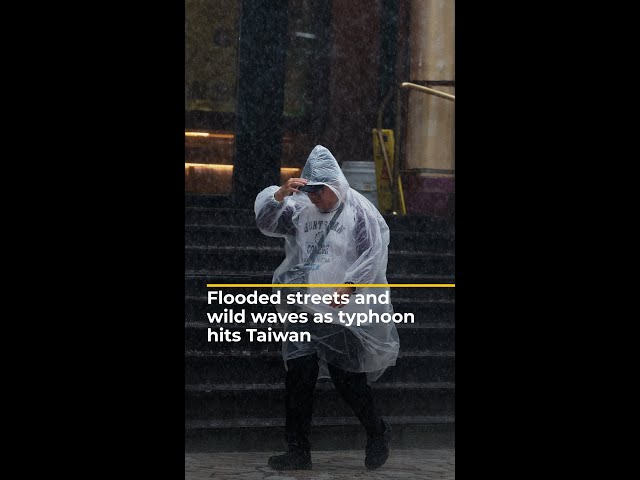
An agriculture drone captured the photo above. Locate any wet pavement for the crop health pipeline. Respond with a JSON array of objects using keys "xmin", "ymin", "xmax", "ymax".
[{"xmin": 185, "ymin": 448, "xmax": 455, "ymax": 479}]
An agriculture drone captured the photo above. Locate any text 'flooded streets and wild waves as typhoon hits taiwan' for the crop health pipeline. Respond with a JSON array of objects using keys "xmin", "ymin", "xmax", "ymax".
[{"xmin": 205, "ymin": 289, "xmax": 415, "ymax": 342}]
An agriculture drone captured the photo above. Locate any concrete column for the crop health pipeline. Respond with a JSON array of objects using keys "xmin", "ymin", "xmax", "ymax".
[
  {"xmin": 232, "ymin": 0, "xmax": 289, "ymax": 207},
  {"xmin": 320, "ymin": 0, "xmax": 381, "ymax": 164}
]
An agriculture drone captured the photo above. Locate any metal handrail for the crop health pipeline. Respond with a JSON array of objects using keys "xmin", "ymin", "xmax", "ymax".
[
  {"xmin": 375, "ymin": 81, "xmax": 454, "ymax": 214},
  {"xmin": 400, "ymin": 82, "xmax": 455, "ymax": 101}
]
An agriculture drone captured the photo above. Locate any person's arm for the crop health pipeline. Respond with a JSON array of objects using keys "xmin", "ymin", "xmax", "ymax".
[
  {"xmin": 330, "ymin": 204, "xmax": 388, "ymax": 307},
  {"xmin": 329, "ymin": 283, "xmax": 356, "ymax": 307},
  {"xmin": 254, "ymin": 178, "xmax": 308, "ymax": 237},
  {"xmin": 343, "ymin": 203, "xmax": 388, "ymax": 285}
]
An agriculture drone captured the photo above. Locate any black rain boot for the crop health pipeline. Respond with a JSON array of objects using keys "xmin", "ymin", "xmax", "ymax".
[
  {"xmin": 326, "ymin": 363, "xmax": 391, "ymax": 470},
  {"xmin": 269, "ymin": 354, "xmax": 318, "ymax": 471},
  {"xmin": 268, "ymin": 441, "xmax": 312, "ymax": 470},
  {"xmin": 365, "ymin": 419, "xmax": 391, "ymax": 470}
]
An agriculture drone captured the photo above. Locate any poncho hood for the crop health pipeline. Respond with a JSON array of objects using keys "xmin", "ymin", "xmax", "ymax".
[{"xmin": 300, "ymin": 145, "xmax": 350, "ymax": 202}]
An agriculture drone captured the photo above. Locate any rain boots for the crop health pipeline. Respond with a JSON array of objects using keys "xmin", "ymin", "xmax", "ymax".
[
  {"xmin": 268, "ymin": 353, "xmax": 391, "ymax": 471},
  {"xmin": 365, "ymin": 418, "xmax": 391, "ymax": 470},
  {"xmin": 268, "ymin": 354, "xmax": 318, "ymax": 470},
  {"xmin": 267, "ymin": 439, "xmax": 312, "ymax": 470}
]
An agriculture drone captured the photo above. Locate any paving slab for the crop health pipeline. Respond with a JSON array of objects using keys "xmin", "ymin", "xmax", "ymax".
[{"xmin": 185, "ymin": 448, "xmax": 455, "ymax": 479}]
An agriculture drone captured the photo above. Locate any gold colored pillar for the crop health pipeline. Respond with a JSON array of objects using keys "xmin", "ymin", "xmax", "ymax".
[{"xmin": 405, "ymin": 0, "xmax": 455, "ymax": 174}]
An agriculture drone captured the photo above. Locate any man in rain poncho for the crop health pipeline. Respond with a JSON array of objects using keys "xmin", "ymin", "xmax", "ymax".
[{"xmin": 254, "ymin": 145, "xmax": 399, "ymax": 470}]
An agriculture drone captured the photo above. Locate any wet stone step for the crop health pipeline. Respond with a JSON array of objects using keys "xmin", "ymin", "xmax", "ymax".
[
  {"xmin": 185, "ymin": 295, "xmax": 455, "ymax": 324},
  {"xmin": 184, "ymin": 381, "xmax": 455, "ymax": 420},
  {"xmin": 184, "ymin": 323, "xmax": 455, "ymax": 352},
  {"xmin": 185, "ymin": 246, "xmax": 455, "ymax": 276},
  {"xmin": 185, "ymin": 206, "xmax": 454, "ymax": 235},
  {"xmin": 185, "ymin": 194, "xmax": 234, "ymax": 209},
  {"xmin": 185, "ymin": 207, "xmax": 256, "ymax": 226},
  {"xmin": 185, "ymin": 225, "xmax": 283, "ymax": 248},
  {"xmin": 390, "ymin": 230, "xmax": 454, "ymax": 252},
  {"xmin": 185, "ymin": 224, "xmax": 454, "ymax": 252},
  {"xmin": 185, "ymin": 415, "xmax": 455, "ymax": 452},
  {"xmin": 384, "ymin": 215, "xmax": 454, "ymax": 235},
  {"xmin": 185, "ymin": 351, "xmax": 455, "ymax": 385}
]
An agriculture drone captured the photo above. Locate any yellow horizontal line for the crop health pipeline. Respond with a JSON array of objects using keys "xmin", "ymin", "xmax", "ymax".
[
  {"xmin": 206, "ymin": 284, "xmax": 455, "ymax": 288},
  {"xmin": 185, "ymin": 163, "xmax": 301, "ymax": 172},
  {"xmin": 185, "ymin": 131, "xmax": 235, "ymax": 138}
]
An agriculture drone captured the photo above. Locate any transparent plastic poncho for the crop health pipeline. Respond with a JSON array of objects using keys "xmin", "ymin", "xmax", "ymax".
[{"xmin": 254, "ymin": 145, "xmax": 399, "ymax": 381}]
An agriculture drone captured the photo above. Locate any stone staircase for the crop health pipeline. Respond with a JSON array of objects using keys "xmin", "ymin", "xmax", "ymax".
[{"xmin": 184, "ymin": 194, "xmax": 455, "ymax": 452}]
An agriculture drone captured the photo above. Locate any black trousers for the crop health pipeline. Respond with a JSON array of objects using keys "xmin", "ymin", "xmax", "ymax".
[{"xmin": 285, "ymin": 353, "xmax": 385, "ymax": 450}]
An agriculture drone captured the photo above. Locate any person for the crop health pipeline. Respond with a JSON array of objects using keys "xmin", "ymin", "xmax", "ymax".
[{"xmin": 254, "ymin": 145, "xmax": 399, "ymax": 470}]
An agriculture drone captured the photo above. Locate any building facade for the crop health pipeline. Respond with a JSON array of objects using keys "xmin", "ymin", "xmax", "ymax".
[{"xmin": 185, "ymin": 0, "xmax": 454, "ymax": 216}]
